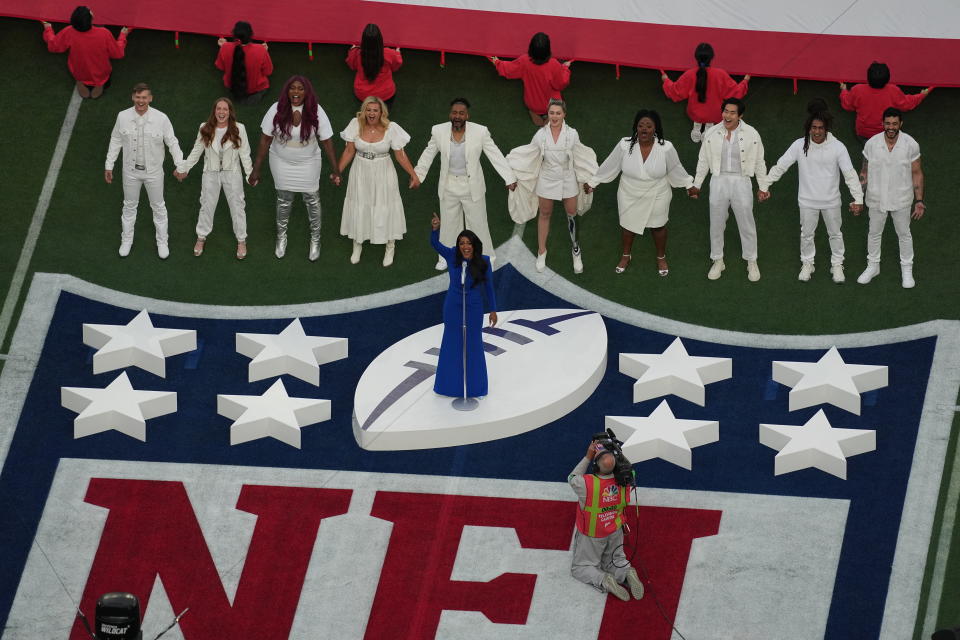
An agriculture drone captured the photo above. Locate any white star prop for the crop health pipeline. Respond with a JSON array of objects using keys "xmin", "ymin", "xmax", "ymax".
[
  {"xmin": 61, "ymin": 372, "xmax": 177, "ymax": 441},
  {"xmin": 83, "ymin": 309, "xmax": 196, "ymax": 378},
  {"xmin": 606, "ymin": 400, "xmax": 719, "ymax": 470},
  {"xmin": 760, "ymin": 409, "xmax": 876, "ymax": 479},
  {"xmin": 619, "ymin": 337, "xmax": 732, "ymax": 405},
  {"xmin": 772, "ymin": 346, "xmax": 888, "ymax": 415},
  {"xmin": 217, "ymin": 379, "xmax": 331, "ymax": 448},
  {"xmin": 236, "ymin": 318, "xmax": 348, "ymax": 386}
]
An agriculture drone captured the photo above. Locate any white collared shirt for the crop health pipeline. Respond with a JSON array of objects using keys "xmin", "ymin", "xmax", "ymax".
[
  {"xmin": 105, "ymin": 106, "xmax": 183, "ymax": 173},
  {"xmin": 720, "ymin": 123, "xmax": 741, "ymax": 174},
  {"xmin": 862, "ymin": 131, "xmax": 920, "ymax": 211}
]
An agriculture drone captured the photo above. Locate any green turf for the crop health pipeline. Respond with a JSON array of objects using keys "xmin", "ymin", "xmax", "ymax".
[{"xmin": 2, "ymin": 15, "xmax": 959, "ymax": 632}]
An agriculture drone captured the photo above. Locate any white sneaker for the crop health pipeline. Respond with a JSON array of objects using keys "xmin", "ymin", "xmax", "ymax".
[
  {"xmin": 383, "ymin": 241, "xmax": 395, "ymax": 267},
  {"xmin": 118, "ymin": 241, "xmax": 132, "ymax": 257},
  {"xmin": 747, "ymin": 260, "xmax": 761, "ymax": 282},
  {"xmin": 535, "ymin": 250, "xmax": 547, "ymax": 273},
  {"xmin": 707, "ymin": 259, "xmax": 725, "ymax": 280},
  {"xmin": 157, "ymin": 243, "xmax": 169, "ymax": 260},
  {"xmin": 602, "ymin": 574, "xmax": 630, "ymax": 602},
  {"xmin": 857, "ymin": 264, "xmax": 879, "ymax": 284},
  {"xmin": 901, "ymin": 265, "xmax": 915, "ymax": 289},
  {"xmin": 435, "ymin": 256, "xmax": 447, "ymax": 271},
  {"xmin": 572, "ymin": 250, "xmax": 583, "ymax": 274},
  {"xmin": 626, "ymin": 567, "xmax": 645, "ymax": 600},
  {"xmin": 350, "ymin": 241, "xmax": 362, "ymax": 264},
  {"xmin": 798, "ymin": 263, "xmax": 814, "ymax": 281},
  {"xmin": 691, "ymin": 122, "xmax": 703, "ymax": 143},
  {"xmin": 831, "ymin": 265, "xmax": 845, "ymax": 283}
]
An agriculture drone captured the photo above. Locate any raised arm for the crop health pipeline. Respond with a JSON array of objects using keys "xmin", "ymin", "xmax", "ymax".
[
  {"xmin": 493, "ymin": 57, "xmax": 523, "ymax": 79},
  {"xmin": 661, "ymin": 68, "xmax": 695, "ymax": 102}
]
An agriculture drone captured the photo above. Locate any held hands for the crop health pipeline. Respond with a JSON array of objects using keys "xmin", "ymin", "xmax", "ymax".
[
  {"xmin": 430, "ymin": 212, "xmax": 440, "ymax": 231},
  {"xmin": 506, "ymin": 182, "xmax": 517, "ymax": 192},
  {"xmin": 687, "ymin": 186, "xmax": 700, "ymax": 199},
  {"xmin": 912, "ymin": 201, "xmax": 926, "ymax": 219},
  {"xmin": 329, "ymin": 172, "xmax": 342, "ymax": 186},
  {"xmin": 172, "ymin": 170, "xmax": 187, "ymax": 182},
  {"xmin": 488, "ymin": 311, "xmax": 498, "ymax": 328},
  {"xmin": 583, "ymin": 184, "xmax": 594, "ymax": 194},
  {"xmin": 408, "ymin": 174, "xmax": 421, "ymax": 189},
  {"xmin": 247, "ymin": 170, "xmax": 260, "ymax": 186},
  {"xmin": 757, "ymin": 190, "xmax": 771, "ymax": 202},
  {"xmin": 104, "ymin": 170, "xmax": 113, "ymax": 184},
  {"xmin": 849, "ymin": 202, "xmax": 863, "ymax": 215}
]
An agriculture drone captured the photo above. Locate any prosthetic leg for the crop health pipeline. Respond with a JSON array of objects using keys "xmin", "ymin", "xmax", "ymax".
[{"xmin": 568, "ymin": 215, "xmax": 583, "ymax": 274}]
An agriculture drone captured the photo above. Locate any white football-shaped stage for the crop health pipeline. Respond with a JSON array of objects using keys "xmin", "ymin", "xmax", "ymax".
[{"xmin": 353, "ymin": 309, "xmax": 607, "ymax": 450}]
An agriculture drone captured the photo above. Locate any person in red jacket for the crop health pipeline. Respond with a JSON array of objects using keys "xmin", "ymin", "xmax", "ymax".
[
  {"xmin": 216, "ymin": 21, "xmax": 273, "ymax": 105},
  {"xmin": 839, "ymin": 62, "xmax": 931, "ymax": 141},
  {"xmin": 661, "ymin": 42, "xmax": 749, "ymax": 143},
  {"xmin": 42, "ymin": 6, "xmax": 128, "ymax": 99},
  {"xmin": 490, "ymin": 32, "xmax": 571, "ymax": 126},
  {"xmin": 346, "ymin": 23, "xmax": 402, "ymax": 107}
]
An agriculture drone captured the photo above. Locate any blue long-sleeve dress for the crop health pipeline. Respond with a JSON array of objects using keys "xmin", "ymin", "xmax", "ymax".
[{"xmin": 430, "ymin": 229, "xmax": 498, "ymax": 397}]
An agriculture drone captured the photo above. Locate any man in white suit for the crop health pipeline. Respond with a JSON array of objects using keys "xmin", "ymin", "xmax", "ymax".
[{"xmin": 415, "ymin": 97, "xmax": 517, "ymax": 268}]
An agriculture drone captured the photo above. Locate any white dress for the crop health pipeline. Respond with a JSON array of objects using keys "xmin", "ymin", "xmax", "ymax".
[
  {"xmin": 260, "ymin": 102, "xmax": 334, "ymax": 192},
  {"xmin": 533, "ymin": 123, "xmax": 579, "ymax": 200},
  {"xmin": 591, "ymin": 138, "xmax": 692, "ymax": 234},
  {"xmin": 339, "ymin": 118, "xmax": 411, "ymax": 243}
]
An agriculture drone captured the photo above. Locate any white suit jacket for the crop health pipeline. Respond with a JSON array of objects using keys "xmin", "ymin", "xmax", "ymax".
[
  {"xmin": 693, "ymin": 120, "xmax": 770, "ymax": 191},
  {"xmin": 414, "ymin": 121, "xmax": 516, "ymax": 202},
  {"xmin": 178, "ymin": 122, "xmax": 253, "ymax": 178}
]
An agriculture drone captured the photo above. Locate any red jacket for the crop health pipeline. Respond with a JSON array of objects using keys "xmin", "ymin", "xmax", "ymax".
[
  {"xmin": 495, "ymin": 55, "xmax": 570, "ymax": 113},
  {"xmin": 840, "ymin": 84, "xmax": 927, "ymax": 138},
  {"xmin": 346, "ymin": 47, "xmax": 402, "ymax": 101},
  {"xmin": 662, "ymin": 66, "xmax": 748, "ymax": 124},
  {"xmin": 216, "ymin": 42, "xmax": 274, "ymax": 94},
  {"xmin": 43, "ymin": 25, "xmax": 126, "ymax": 87}
]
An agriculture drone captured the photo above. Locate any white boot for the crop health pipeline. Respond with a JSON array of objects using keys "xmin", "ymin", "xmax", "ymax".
[
  {"xmin": 901, "ymin": 264, "xmax": 915, "ymax": 289},
  {"xmin": 350, "ymin": 241, "xmax": 362, "ymax": 264},
  {"xmin": 383, "ymin": 241, "xmax": 395, "ymax": 267},
  {"xmin": 857, "ymin": 263, "xmax": 879, "ymax": 284}
]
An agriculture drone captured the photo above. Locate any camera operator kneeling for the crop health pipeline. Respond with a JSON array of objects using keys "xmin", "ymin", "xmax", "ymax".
[{"xmin": 568, "ymin": 439, "xmax": 644, "ymax": 601}]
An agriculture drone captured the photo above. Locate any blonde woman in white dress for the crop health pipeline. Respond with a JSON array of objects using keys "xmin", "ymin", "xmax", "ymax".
[
  {"xmin": 338, "ymin": 96, "xmax": 420, "ymax": 266},
  {"xmin": 505, "ymin": 99, "xmax": 597, "ymax": 274},
  {"xmin": 586, "ymin": 109, "xmax": 698, "ymax": 275}
]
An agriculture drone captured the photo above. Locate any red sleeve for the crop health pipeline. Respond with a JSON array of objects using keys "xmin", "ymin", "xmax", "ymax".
[
  {"xmin": 106, "ymin": 28, "xmax": 126, "ymax": 59},
  {"xmin": 551, "ymin": 59, "xmax": 570, "ymax": 91},
  {"xmin": 495, "ymin": 56, "xmax": 524, "ymax": 80},
  {"xmin": 662, "ymin": 68, "xmax": 696, "ymax": 102},
  {"xmin": 261, "ymin": 47, "xmax": 274, "ymax": 77},
  {"xmin": 889, "ymin": 85, "xmax": 926, "ymax": 111},
  {"xmin": 839, "ymin": 87, "xmax": 856, "ymax": 111},
  {"xmin": 215, "ymin": 43, "xmax": 229, "ymax": 71},
  {"xmin": 345, "ymin": 47, "xmax": 359, "ymax": 70},
  {"xmin": 386, "ymin": 48, "xmax": 403, "ymax": 71},
  {"xmin": 43, "ymin": 25, "xmax": 70, "ymax": 53}
]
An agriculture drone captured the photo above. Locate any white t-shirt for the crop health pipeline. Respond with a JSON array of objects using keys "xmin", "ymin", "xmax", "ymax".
[{"xmin": 863, "ymin": 131, "xmax": 920, "ymax": 211}]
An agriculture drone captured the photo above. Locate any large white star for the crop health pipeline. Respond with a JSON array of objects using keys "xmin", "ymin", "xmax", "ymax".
[
  {"xmin": 772, "ymin": 346, "xmax": 888, "ymax": 415},
  {"xmin": 760, "ymin": 409, "xmax": 876, "ymax": 479},
  {"xmin": 236, "ymin": 318, "xmax": 348, "ymax": 386},
  {"xmin": 83, "ymin": 309, "xmax": 197, "ymax": 378},
  {"xmin": 217, "ymin": 379, "xmax": 331, "ymax": 448},
  {"xmin": 605, "ymin": 400, "xmax": 719, "ymax": 470},
  {"xmin": 619, "ymin": 337, "xmax": 732, "ymax": 405},
  {"xmin": 61, "ymin": 372, "xmax": 177, "ymax": 441}
]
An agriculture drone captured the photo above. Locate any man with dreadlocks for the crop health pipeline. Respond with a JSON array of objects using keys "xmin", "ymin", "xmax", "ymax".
[{"xmin": 766, "ymin": 99, "xmax": 863, "ymax": 283}]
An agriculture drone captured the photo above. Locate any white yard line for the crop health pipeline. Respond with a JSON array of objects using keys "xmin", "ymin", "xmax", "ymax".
[{"xmin": 0, "ymin": 90, "xmax": 82, "ymax": 352}]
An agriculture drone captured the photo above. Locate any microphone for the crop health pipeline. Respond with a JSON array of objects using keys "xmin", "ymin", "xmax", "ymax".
[{"xmin": 461, "ymin": 261, "xmax": 466, "ymax": 286}]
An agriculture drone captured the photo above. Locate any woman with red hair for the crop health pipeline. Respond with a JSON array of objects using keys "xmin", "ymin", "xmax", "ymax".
[{"xmin": 249, "ymin": 76, "xmax": 340, "ymax": 261}]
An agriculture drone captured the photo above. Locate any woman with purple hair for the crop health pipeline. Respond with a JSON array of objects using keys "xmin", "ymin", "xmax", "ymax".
[{"xmin": 249, "ymin": 75, "xmax": 340, "ymax": 261}]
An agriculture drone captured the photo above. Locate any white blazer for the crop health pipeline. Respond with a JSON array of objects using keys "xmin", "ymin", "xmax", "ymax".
[
  {"xmin": 178, "ymin": 122, "xmax": 253, "ymax": 178},
  {"xmin": 414, "ymin": 121, "xmax": 516, "ymax": 202}
]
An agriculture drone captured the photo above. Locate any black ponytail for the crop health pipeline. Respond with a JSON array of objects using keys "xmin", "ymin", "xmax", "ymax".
[
  {"xmin": 230, "ymin": 21, "xmax": 253, "ymax": 99},
  {"xmin": 694, "ymin": 42, "xmax": 714, "ymax": 103}
]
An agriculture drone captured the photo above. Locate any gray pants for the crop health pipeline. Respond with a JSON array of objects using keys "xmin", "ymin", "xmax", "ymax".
[{"xmin": 570, "ymin": 529, "xmax": 630, "ymax": 591}]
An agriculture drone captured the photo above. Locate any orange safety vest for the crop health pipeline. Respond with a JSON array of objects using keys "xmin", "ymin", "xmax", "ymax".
[{"xmin": 575, "ymin": 474, "xmax": 628, "ymax": 538}]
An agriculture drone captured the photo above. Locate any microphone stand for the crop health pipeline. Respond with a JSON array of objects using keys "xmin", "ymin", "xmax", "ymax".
[{"xmin": 452, "ymin": 255, "xmax": 479, "ymax": 411}]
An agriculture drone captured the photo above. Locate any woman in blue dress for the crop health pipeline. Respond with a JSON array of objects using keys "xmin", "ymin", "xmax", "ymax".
[{"xmin": 430, "ymin": 213, "xmax": 498, "ymax": 397}]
